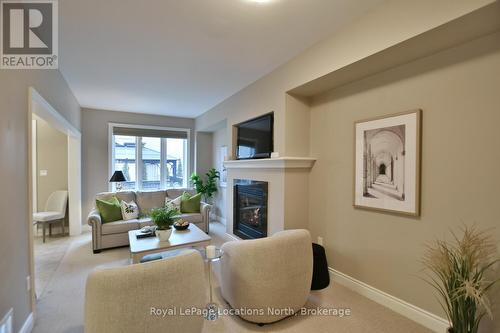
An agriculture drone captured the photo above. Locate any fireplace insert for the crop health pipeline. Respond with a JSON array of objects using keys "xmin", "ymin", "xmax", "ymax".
[{"xmin": 233, "ymin": 179, "xmax": 268, "ymax": 239}]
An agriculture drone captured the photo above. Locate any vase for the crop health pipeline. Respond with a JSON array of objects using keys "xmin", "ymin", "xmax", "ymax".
[{"xmin": 156, "ymin": 228, "xmax": 172, "ymax": 242}]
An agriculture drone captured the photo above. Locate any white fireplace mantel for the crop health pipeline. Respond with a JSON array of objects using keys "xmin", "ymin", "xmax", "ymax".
[{"xmin": 224, "ymin": 157, "xmax": 316, "ymax": 170}]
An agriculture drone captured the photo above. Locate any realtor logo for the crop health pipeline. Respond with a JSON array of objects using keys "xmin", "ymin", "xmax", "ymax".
[{"xmin": 1, "ymin": 0, "xmax": 58, "ymax": 69}]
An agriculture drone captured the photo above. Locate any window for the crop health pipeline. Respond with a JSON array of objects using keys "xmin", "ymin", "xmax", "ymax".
[{"xmin": 110, "ymin": 125, "xmax": 189, "ymax": 191}]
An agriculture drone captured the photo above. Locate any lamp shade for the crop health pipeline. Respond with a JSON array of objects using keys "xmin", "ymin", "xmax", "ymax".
[{"xmin": 109, "ymin": 171, "xmax": 126, "ymax": 182}]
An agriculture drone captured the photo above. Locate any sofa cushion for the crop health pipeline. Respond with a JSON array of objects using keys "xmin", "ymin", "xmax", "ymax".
[
  {"xmin": 166, "ymin": 188, "xmax": 195, "ymax": 200},
  {"xmin": 101, "ymin": 220, "xmax": 140, "ymax": 235},
  {"xmin": 96, "ymin": 191, "xmax": 136, "ymax": 204},
  {"xmin": 95, "ymin": 197, "xmax": 122, "ymax": 223},
  {"xmin": 180, "ymin": 213, "xmax": 202, "ymax": 224},
  {"xmin": 120, "ymin": 200, "xmax": 139, "ymax": 220},
  {"xmin": 181, "ymin": 192, "xmax": 202, "ymax": 213},
  {"xmin": 136, "ymin": 190, "xmax": 167, "ymax": 215},
  {"xmin": 165, "ymin": 196, "xmax": 182, "ymax": 211}
]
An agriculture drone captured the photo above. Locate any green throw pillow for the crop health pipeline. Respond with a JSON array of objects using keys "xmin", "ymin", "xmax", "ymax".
[
  {"xmin": 180, "ymin": 192, "xmax": 201, "ymax": 213},
  {"xmin": 96, "ymin": 196, "xmax": 123, "ymax": 223}
]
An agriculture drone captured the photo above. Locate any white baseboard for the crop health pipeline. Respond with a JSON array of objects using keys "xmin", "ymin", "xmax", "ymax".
[
  {"xmin": 19, "ymin": 312, "xmax": 34, "ymax": 333},
  {"xmin": 224, "ymin": 232, "xmax": 240, "ymax": 241},
  {"xmin": 329, "ymin": 268, "xmax": 449, "ymax": 333}
]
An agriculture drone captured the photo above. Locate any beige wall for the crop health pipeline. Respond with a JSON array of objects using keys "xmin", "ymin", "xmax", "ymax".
[
  {"xmin": 194, "ymin": 0, "xmax": 499, "ymax": 331},
  {"xmin": 212, "ymin": 125, "xmax": 228, "ymax": 223},
  {"xmin": 195, "ymin": 0, "xmax": 494, "ymax": 154},
  {"xmin": 35, "ymin": 117, "xmax": 68, "ymax": 212},
  {"xmin": 308, "ymin": 32, "xmax": 500, "ymax": 331},
  {"xmin": 195, "ymin": 132, "xmax": 213, "ymax": 176},
  {"xmin": 81, "ymin": 108, "xmax": 195, "ymax": 222},
  {"xmin": 0, "ymin": 70, "xmax": 80, "ymax": 332}
]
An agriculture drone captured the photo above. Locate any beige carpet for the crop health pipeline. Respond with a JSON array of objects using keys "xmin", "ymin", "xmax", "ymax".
[{"xmin": 32, "ymin": 222, "xmax": 431, "ymax": 333}]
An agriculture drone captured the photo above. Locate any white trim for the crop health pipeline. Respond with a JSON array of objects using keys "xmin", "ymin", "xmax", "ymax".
[
  {"xmin": 18, "ymin": 312, "xmax": 34, "ymax": 333},
  {"xmin": 68, "ymin": 136, "xmax": 82, "ymax": 236},
  {"xmin": 224, "ymin": 232, "xmax": 240, "ymax": 241},
  {"xmin": 328, "ymin": 268, "xmax": 449, "ymax": 333},
  {"xmin": 0, "ymin": 308, "xmax": 13, "ymax": 333},
  {"xmin": 224, "ymin": 157, "xmax": 316, "ymax": 169},
  {"xmin": 29, "ymin": 88, "xmax": 80, "ymax": 139},
  {"xmin": 108, "ymin": 122, "xmax": 191, "ymax": 191},
  {"xmin": 136, "ymin": 136, "xmax": 143, "ymax": 189},
  {"xmin": 31, "ymin": 119, "xmax": 37, "ymax": 213}
]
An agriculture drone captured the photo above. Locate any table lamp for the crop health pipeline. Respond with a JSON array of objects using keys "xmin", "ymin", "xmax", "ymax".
[{"xmin": 110, "ymin": 170, "xmax": 126, "ymax": 191}]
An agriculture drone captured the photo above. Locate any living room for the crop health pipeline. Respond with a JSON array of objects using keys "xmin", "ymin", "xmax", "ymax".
[{"xmin": 1, "ymin": 1, "xmax": 500, "ymax": 333}]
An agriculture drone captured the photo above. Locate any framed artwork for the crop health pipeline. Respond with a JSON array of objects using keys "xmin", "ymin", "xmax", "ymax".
[
  {"xmin": 354, "ymin": 109, "xmax": 421, "ymax": 216},
  {"xmin": 219, "ymin": 145, "xmax": 228, "ymax": 187}
]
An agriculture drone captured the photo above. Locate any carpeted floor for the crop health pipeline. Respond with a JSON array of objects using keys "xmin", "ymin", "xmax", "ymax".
[{"xmin": 32, "ymin": 222, "xmax": 431, "ymax": 333}]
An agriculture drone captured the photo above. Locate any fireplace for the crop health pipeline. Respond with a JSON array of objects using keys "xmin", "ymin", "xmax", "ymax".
[{"xmin": 233, "ymin": 179, "xmax": 268, "ymax": 239}]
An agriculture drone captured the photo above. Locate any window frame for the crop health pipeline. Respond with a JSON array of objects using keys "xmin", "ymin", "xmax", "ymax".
[{"xmin": 108, "ymin": 123, "xmax": 191, "ymax": 192}]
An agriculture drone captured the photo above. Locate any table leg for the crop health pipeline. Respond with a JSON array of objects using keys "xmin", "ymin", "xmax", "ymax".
[
  {"xmin": 42, "ymin": 223, "xmax": 46, "ymax": 243},
  {"xmin": 62, "ymin": 218, "xmax": 65, "ymax": 235},
  {"xmin": 49, "ymin": 223, "xmax": 52, "ymax": 236},
  {"xmin": 205, "ymin": 260, "xmax": 219, "ymax": 321},
  {"xmin": 131, "ymin": 253, "xmax": 142, "ymax": 264}
]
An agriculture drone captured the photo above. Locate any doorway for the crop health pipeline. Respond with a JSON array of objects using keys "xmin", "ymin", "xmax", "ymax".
[{"xmin": 28, "ymin": 87, "xmax": 82, "ymax": 303}]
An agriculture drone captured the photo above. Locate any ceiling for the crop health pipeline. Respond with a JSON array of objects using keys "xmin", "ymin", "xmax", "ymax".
[{"xmin": 59, "ymin": 0, "xmax": 383, "ymax": 118}]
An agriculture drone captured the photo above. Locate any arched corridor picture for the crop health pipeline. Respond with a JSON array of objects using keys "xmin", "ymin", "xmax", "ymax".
[
  {"xmin": 363, "ymin": 125, "xmax": 406, "ymax": 201},
  {"xmin": 354, "ymin": 110, "xmax": 421, "ymax": 216}
]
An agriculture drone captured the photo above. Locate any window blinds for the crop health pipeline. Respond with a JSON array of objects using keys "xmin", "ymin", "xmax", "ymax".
[{"xmin": 112, "ymin": 126, "xmax": 188, "ymax": 139}]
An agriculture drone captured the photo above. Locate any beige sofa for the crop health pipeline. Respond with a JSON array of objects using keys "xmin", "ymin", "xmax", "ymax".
[
  {"xmin": 220, "ymin": 229, "xmax": 313, "ymax": 324},
  {"xmin": 87, "ymin": 188, "xmax": 211, "ymax": 253},
  {"xmin": 85, "ymin": 250, "xmax": 205, "ymax": 333}
]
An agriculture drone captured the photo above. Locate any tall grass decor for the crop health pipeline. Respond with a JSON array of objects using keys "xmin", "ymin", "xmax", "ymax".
[{"xmin": 422, "ymin": 225, "xmax": 499, "ymax": 333}]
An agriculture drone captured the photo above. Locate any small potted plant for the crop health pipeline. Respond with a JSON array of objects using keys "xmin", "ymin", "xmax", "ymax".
[
  {"xmin": 422, "ymin": 225, "xmax": 499, "ymax": 333},
  {"xmin": 150, "ymin": 204, "xmax": 181, "ymax": 241}
]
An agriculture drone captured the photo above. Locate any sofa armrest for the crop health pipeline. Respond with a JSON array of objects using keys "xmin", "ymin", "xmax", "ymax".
[
  {"xmin": 87, "ymin": 209, "xmax": 102, "ymax": 227},
  {"xmin": 200, "ymin": 202, "xmax": 212, "ymax": 233},
  {"xmin": 87, "ymin": 209, "xmax": 103, "ymax": 252},
  {"xmin": 200, "ymin": 202, "xmax": 212, "ymax": 216}
]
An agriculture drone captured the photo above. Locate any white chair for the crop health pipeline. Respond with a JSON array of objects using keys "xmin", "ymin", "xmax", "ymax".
[{"xmin": 33, "ymin": 190, "xmax": 68, "ymax": 243}]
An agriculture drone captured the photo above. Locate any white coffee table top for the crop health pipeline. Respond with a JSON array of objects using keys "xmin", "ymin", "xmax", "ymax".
[{"xmin": 128, "ymin": 223, "xmax": 211, "ymax": 256}]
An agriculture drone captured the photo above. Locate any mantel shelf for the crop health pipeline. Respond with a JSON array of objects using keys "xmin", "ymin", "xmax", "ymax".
[{"xmin": 223, "ymin": 157, "xmax": 316, "ymax": 170}]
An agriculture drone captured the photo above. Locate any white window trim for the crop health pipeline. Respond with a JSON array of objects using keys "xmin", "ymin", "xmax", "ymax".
[{"xmin": 108, "ymin": 123, "xmax": 191, "ymax": 192}]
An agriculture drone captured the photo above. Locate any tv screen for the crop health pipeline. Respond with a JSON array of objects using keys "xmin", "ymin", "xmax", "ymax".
[{"xmin": 236, "ymin": 113, "xmax": 274, "ymax": 160}]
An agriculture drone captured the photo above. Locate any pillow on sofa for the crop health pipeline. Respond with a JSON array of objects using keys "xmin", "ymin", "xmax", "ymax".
[
  {"xmin": 180, "ymin": 192, "xmax": 201, "ymax": 213},
  {"xmin": 165, "ymin": 195, "xmax": 182, "ymax": 210},
  {"xmin": 120, "ymin": 200, "xmax": 139, "ymax": 220},
  {"xmin": 96, "ymin": 197, "xmax": 122, "ymax": 223}
]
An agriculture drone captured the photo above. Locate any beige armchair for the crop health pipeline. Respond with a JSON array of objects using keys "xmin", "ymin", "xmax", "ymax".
[
  {"xmin": 220, "ymin": 229, "xmax": 313, "ymax": 324},
  {"xmin": 85, "ymin": 250, "xmax": 206, "ymax": 333}
]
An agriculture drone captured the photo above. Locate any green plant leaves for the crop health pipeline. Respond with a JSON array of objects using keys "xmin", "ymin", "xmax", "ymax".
[{"xmin": 189, "ymin": 168, "xmax": 220, "ymax": 199}]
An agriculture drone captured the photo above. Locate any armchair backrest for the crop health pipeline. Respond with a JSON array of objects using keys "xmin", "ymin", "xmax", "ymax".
[
  {"xmin": 85, "ymin": 250, "xmax": 206, "ymax": 333},
  {"xmin": 45, "ymin": 190, "xmax": 68, "ymax": 214},
  {"xmin": 220, "ymin": 229, "xmax": 313, "ymax": 323}
]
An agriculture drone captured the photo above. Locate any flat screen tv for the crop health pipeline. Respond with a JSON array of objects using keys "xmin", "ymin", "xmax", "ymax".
[{"xmin": 236, "ymin": 113, "xmax": 274, "ymax": 160}]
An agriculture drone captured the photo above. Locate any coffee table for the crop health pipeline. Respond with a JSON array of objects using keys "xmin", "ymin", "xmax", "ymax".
[{"xmin": 128, "ymin": 224, "xmax": 211, "ymax": 264}]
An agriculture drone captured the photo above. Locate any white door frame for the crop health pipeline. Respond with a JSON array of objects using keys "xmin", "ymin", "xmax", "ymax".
[
  {"xmin": 29, "ymin": 87, "xmax": 82, "ymax": 236},
  {"xmin": 28, "ymin": 87, "xmax": 83, "ymax": 311}
]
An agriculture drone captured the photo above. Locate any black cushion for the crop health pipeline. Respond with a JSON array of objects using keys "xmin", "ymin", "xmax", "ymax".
[{"xmin": 311, "ymin": 243, "xmax": 330, "ymax": 290}]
